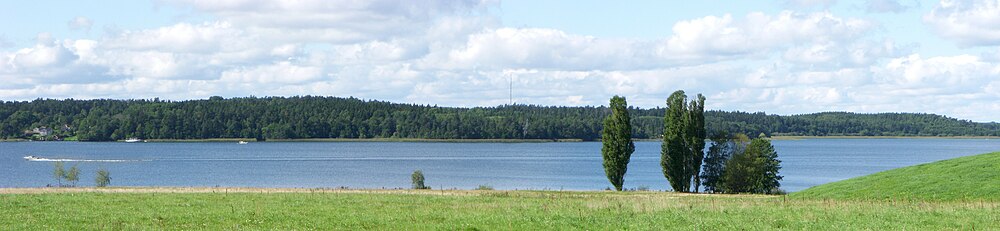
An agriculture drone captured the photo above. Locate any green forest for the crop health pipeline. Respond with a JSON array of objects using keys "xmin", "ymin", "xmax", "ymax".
[{"xmin": 1, "ymin": 96, "xmax": 997, "ymax": 141}]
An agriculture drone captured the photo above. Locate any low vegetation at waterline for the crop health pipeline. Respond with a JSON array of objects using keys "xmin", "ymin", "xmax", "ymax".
[
  {"xmin": 411, "ymin": 170, "xmax": 429, "ymax": 190},
  {"xmin": 95, "ymin": 168, "xmax": 111, "ymax": 187},
  {"xmin": 0, "ymin": 188, "xmax": 996, "ymax": 230},
  {"xmin": 793, "ymin": 151, "xmax": 1000, "ymax": 201},
  {"xmin": 51, "ymin": 162, "xmax": 81, "ymax": 187},
  {"xmin": 50, "ymin": 161, "xmax": 112, "ymax": 187}
]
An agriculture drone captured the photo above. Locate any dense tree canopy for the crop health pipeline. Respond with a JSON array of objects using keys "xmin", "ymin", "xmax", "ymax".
[
  {"xmin": 701, "ymin": 133, "xmax": 750, "ymax": 193},
  {"xmin": 720, "ymin": 137, "xmax": 783, "ymax": 194},
  {"xmin": 1, "ymin": 96, "xmax": 997, "ymax": 141}
]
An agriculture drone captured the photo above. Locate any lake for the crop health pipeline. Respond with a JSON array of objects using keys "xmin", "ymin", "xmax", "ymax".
[{"xmin": 2, "ymin": 139, "xmax": 999, "ymax": 192}]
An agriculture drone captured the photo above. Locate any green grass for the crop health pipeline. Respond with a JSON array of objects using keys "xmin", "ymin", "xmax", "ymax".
[
  {"xmin": 1, "ymin": 190, "xmax": 998, "ymax": 230},
  {"xmin": 793, "ymin": 151, "xmax": 1000, "ymax": 201},
  {"xmin": 770, "ymin": 136, "xmax": 1000, "ymax": 140}
]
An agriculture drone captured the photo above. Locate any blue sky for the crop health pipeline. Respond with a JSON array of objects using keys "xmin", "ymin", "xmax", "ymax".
[{"xmin": 1, "ymin": 0, "xmax": 1000, "ymax": 122}]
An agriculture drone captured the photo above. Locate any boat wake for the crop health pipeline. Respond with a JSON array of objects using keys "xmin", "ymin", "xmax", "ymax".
[{"xmin": 24, "ymin": 156, "xmax": 149, "ymax": 162}]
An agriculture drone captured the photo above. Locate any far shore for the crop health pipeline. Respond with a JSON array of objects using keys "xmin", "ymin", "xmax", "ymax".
[
  {"xmin": 3, "ymin": 136, "xmax": 999, "ymax": 143},
  {"xmin": 144, "ymin": 138, "xmax": 585, "ymax": 143}
]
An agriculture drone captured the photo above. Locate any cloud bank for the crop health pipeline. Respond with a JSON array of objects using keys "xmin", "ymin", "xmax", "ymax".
[{"xmin": 1, "ymin": 0, "xmax": 999, "ymax": 122}]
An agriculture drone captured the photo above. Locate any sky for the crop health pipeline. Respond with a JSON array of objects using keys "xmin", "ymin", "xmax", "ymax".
[{"xmin": 1, "ymin": 0, "xmax": 999, "ymax": 122}]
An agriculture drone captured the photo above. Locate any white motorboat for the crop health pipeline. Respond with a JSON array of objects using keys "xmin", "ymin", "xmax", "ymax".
[
  {"xmin": 238, "ymin": 141, "xmax": 249, "ymax": 144},
  {"xmin": 124, "ymin": 138, "xmax": 143, "ymax": 143},
  {"xmin": 23, "ymin": 155, "xmax": 39, "ymax": 161}
]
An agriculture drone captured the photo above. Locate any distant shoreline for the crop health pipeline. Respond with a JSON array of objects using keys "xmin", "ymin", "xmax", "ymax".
[
  {"xmin": 3, "ymin": 136, "xmax": 998, "ymax": 143},
  {"xmin": 148, "ymin": 138, "xmax": 583, "ymax": 143}
]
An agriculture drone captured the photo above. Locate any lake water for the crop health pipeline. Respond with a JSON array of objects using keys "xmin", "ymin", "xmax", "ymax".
[{"xmin": 2, "ymin": 139, "xmax": 999, "ymax": 192}]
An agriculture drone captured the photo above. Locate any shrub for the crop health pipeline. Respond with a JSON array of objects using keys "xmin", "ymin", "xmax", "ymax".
[
  {"xmin": 65, "ymin": 164, "xmax": 80, "ymax": 187},
  {"xmin": 53, "ymin": 162, "xmax": 65, "ymax": 186},
  {"xmin": 476, "ymin": 185, "xmax": 494, "ymax": 190},
  {"xmin": 411, "ymin": 170, "xmax": 429, "ymax": 189},
  {"xmin": 95, "ymin": 168, "xmax": 111, "ymax": 187}
]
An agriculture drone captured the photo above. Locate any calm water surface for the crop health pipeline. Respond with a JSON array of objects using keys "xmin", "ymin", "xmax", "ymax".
[{"xmin": 2, "ymin": 139, "xmax": 999, "ymax": 192}]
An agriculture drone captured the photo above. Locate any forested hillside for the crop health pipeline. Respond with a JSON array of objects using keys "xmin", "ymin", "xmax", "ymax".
[{"xmin": 1, "ymin": 96, "xmax": 997, "ymax": 141}]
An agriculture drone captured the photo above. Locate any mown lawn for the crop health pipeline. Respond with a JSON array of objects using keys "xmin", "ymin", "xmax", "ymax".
[{"xmin": 1, "ymin": 189, "xmax": 997, "ymax": 230}]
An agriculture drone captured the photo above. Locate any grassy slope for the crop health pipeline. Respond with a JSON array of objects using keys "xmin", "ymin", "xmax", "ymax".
[
  {"xmin": 1, "ymin": 189, "xmax": 997, "ymax": 230},
  {"xmin": 793, "ymin": 151, "xmax": 1000, "ymax": 201}
]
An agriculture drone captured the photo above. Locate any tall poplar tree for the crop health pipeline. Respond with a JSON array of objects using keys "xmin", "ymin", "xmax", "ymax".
[
  {"xmin": 601, "ymin": 96, "xmax": 635, "ymax": 191},
  {"xmin": 661, "ymin": 90, "xmax": 707, "ymax": 193},
  {"xmin": 662, "ymin": 91, "xmax": 691, "ymax": 192},
  {"xmin": 688, "ymin": 94, "xmax": 706, "ymax": 192}
]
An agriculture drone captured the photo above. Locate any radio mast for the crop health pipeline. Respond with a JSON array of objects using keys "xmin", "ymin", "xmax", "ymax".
[{"xmin": 508, "ymin": 73, "xmax": 513, "ymax": 105}]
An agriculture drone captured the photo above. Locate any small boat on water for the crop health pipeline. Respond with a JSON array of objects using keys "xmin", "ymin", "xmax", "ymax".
[
  {"xmin": 23, "ymin": 155, "xmax": 39, "ymax": 161},
  {"xmin": 124, "ymin": 138, "xmax": 143, "ymax": 143},
  {"xmin": 238, "ymin": 141, "xmax": 249, "ymax": 144}
]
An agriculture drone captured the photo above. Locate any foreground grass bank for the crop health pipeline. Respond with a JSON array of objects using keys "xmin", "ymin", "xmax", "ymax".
[
  {"xmin": 769, "ymin": 135, "xmax": 1000, "ymax": 140},
  {"xmin": 1, "ymin": 188, "xmax": 997, "ymax": 230},
  {"xmin": 793, "ymin": 151, "xmax": 1000, "ymax": 201}
]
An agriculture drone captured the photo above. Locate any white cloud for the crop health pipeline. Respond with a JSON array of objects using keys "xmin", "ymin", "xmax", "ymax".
[
  {"xmin": 784, "ymin": 0, "xmax": 838, "ymax": 8},
  {"xmin": 865, "ymin": 0, "xmax": 911, "ymax": 13},
  {"xmin": 881, "ymin": 54, "xmax": 1000, "ymax": 93},
  {"xmin": 924, "ymin": 0, "xmax": 1000, "ymax": 46},
  {"xmin": 103, "ymin": 22, "xmax": 250, "ymax": 53},
  {"xmin": 422, "ymin": 11, "xmax": 878, "ymax": 71},
  {"xmin": 663, "ymin": 11, "xmax": 874, "ymax": 61},
  {"xmin": 67, "ymin": 16, "xmax": 94, "ymax": 32},
  {"xmin": 3, "ymin": 2, "xmax": 1000, "ymax": 122},
  {"xmin": 157, "ymin": 0, "xmax": 495, "ymax": 44},
  {"xmin": 6, "ymin": 43, "xmax": 77, "ymax": 69},
  {"xmin": 220, "ymin": 61, "xmax": 322, "ymax": 84},
  {"xmin": 711, "ymin": 53, "xmax": 1000, "ymax": 121},
  {"xmin": 427, "ymin": 28, "xmax": 653, "ymax": 71},
  {"xmin": 782, "ymin": 39, "xmax": 903, "ymax": 70}
]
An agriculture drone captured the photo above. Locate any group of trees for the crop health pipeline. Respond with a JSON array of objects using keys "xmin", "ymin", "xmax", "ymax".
[
  {"xmin": 2, "ymin": 97, "xmax": 997, "ymax": 141},
  {"xmin": 700, "ymin": 134, "xmax": 783, "ymax": 194},
  {"xmin": 52, "ymin": 162, "xmax": 79, "ymax": 187},
  {"xmin": 51, "ymin": 162, "xmax": 111, "ymax": 187},
  {"xmin": 601, "ymin": 91, "xmax": 782, "ymax": 194}
]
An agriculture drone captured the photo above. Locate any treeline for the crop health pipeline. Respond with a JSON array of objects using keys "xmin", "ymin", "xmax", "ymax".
[
  {"xmin": 708, "ymin": 111, "xmax": 1000, "ymax": 137},
  {"xmin": 1, "ymin": 96, "xmax": 997, "ymax": 141}
]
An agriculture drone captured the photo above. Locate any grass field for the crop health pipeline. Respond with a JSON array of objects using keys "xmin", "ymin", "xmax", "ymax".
[
  {"xmin": 793, "ymin": 151, "xmax": 1000, "ymax": 201},
  {"xmin": 4, "ymin": 151, "xmax": 999, "ymax": 229},
  {"xmin": 1, "ymin": 188, "xmax": 997, "ymax": 230}
]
